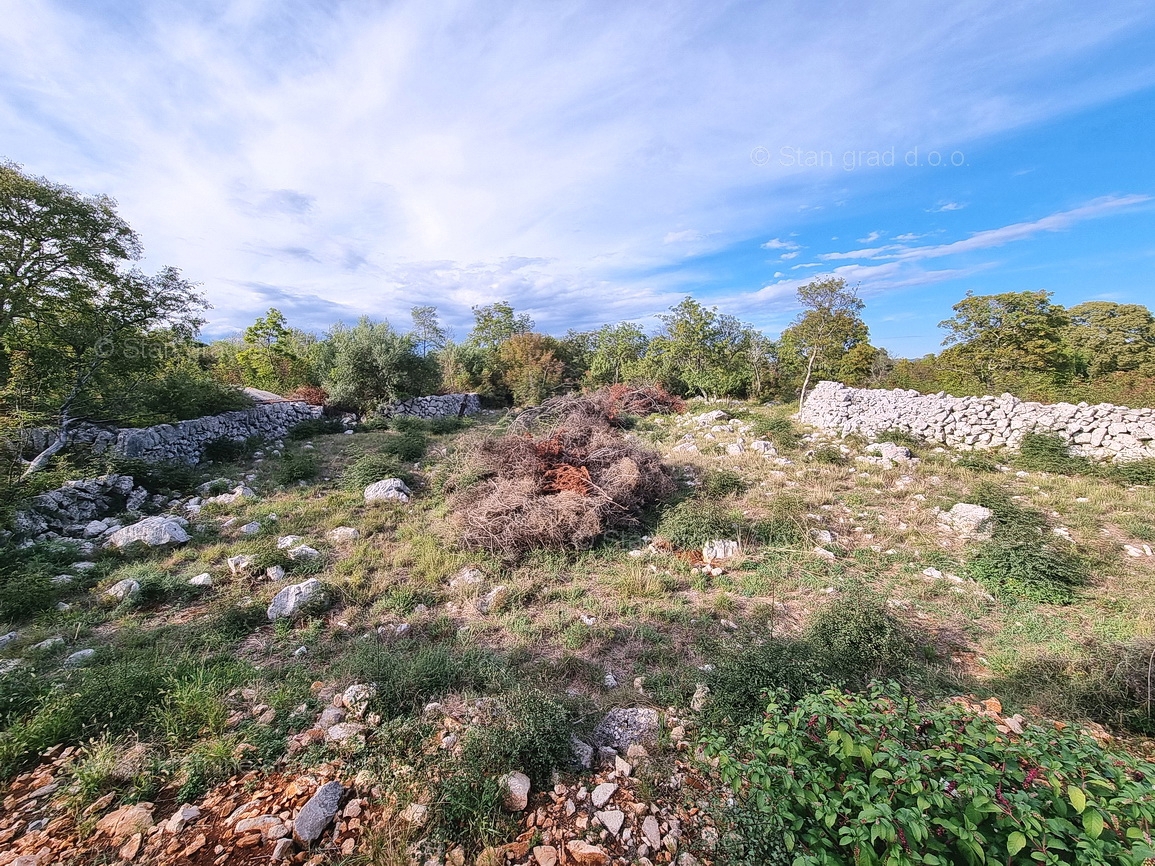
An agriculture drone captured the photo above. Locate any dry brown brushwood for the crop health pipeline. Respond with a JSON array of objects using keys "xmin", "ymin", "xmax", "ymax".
[{"xmin": 447, "ymin": 392, "xmax": 676, "ymax": 557}]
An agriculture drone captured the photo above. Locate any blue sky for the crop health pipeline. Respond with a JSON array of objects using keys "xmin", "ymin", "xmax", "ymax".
[{"xmin": 2, "ymin": 1, "xmax": 1154, "ymax": 355}]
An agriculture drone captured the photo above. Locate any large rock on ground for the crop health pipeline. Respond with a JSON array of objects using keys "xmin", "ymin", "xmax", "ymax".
[
  {"xmin": 292, "ymin": 780, "xmax": 344, "ymax": 845},
  {"xmin": 267, "ymin": 578, "xmax": 325, "ymax": 620},
  {"xmin": 942, "ymin": 503, "xmax": 995, "ymax": 539},
  {"xmin": 363, "ymin": 479, "xmax": 411, "ymax": 503},
  {"xmin": 104, "ymin": 516, "xmax": 190, "ymax": 549},
  {"xmin": 591, "ymin": 707, "xmax": 660, "ymax": 752}
]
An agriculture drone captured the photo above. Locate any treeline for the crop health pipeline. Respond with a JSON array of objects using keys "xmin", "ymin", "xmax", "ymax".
[{"xmin": 4, "ymin": 161, "xmax": 1154, "ymax": 480}]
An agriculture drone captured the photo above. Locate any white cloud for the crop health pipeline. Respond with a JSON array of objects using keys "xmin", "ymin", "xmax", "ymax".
[
  {"xmin": 929, "ymin": 201, "xmax": 965, "ymax": 212},
  {"xmin": 664, "ymin": 230, "xmax": 704, "ymax": 244},
  {"xmin": 0, "ymin": 0, "xmax": 1152, "ymax": 333},
  {"xmin": 857, "ymin": 230, "xmax": 884, "ymax": 243},
  {"xmin": 780, "ymin": 251, "xmax": 800, "ymax": 260},
  {"xmin": 761, "ymin": 237, "xmax": 800, "ymax": 251}
]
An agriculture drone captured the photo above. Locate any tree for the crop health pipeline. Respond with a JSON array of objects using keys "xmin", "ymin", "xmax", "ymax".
[
  {"xmin": 7, "ymin": 266, "xmax": 209, "ymax": 476},
  {"xmin": 781, "ymin": 277, "xmax": 867, "ymax": 408},
  {"xmin": 322, "ymin": 318, "xmax": 437, "ymax": 416},
  {"xmin": 1064, "ymin": 301, "xmax": 1155, "ymax": 378},
  {"xmin": 226, "ymin": 308, "xmax": 315, "ymax": 393},
  {"xmin": 467, "ymin": 301, "xmax": 533, "ymax": 351},
  {"xmin": 585, "ymin": 323, "xmax": 649, "ymax": 387},
  {"xmin": 938, "ymin": 290, "xmax": 1071, "ymax": 388},
  {"xmin": 643, "ymin": 298, "xmax": 750, "ymax": 398},
  {"xmin": 0, "ymin": 162, "xmax": 140, "ymax": 373},
  {"xmin": 410, "ymin": 305, "xmax": 448, "ymax": 357},
  {"xmin": 496, "ymin": 333, "xmax": 565, "ymax": 406}
]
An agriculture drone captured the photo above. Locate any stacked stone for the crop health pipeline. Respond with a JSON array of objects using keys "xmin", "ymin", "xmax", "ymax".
[
  {"xmin": 381, "ymin": 393, "xmax": 481, "ymax": 419},
  {"xmin": 114, "ymin": 401, "xmax": 321, "ymax": 464},
  {"xmin": 10, "ymin": 474, "xmax": 150, "ymax": 539},
  {"xmin": 800, "ymin": 380, "xmax": 1155, "ymax": 462}
]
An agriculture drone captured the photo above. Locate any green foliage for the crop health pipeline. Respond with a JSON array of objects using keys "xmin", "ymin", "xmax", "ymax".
[
  {"xmin": 706, "ymin": 588, "xmax": 919, "ymax": 725},
  {"xmin": 273, "ymin": 451, "xmax": 318, "ymax": 486},
  {"xmin": 467, "ymin": 301, "xmax": 533, "ymax": 352},
  {"xmin": 176, "ymin": 735, "xmax": 242, "ymax": 803},
  {"xmin": 380, "ymin": 430, "xmax": 428, "ymax": 462},
  {"xmin": 874, "ymin": 429, "xmax": 921, "ymax": 449},
  {"xmin": 287, "ymin": 418, "xmax": 345, "ymax": 439},
  {"xmin": 656, "ymin": 499, "xmax": 743, "ymax": 548},
  {"xmin": 752, "ymin": 416, "xmax": 803, "ymax": 450},
  {"xmin": 106, "ymin": 457, "xmax": 200, "ymax": 494},
  {"xmin": 341, "ymin": 453, "xmax": 406, "ymax": 490},
  {"xmin": 781, "ymin": 276, "xmax": 869, "ymax": 402},
  {"xmin": 994, "ymin": 639, "xmax": 1155, "ymax": 736},
  {"xmin": 0, "ymin": 540, "xmax": 81, "ymax": 621},
  {"xmin": 1108, "ymin": 460, "xmax": 1155, "ymax": 486},
  {"xmin": 1016, "ymin": 433, "xmax": 1095, "ymax": 475},
  {"xmin": 701, "ymin": 468, "xmax": 746, "ymax": 499},
  {"xmin": 706, "ymin": 684, "xmax": 1155, "ymax": 866},
  {"xmin": 955, "ymin": 452, "xmax": 1001, "ymax": 473},
  {"xmin": 641, "ymin": 297, "xmax": 753, "ymax": 398},
  {"xmin": 201, "ymin": 435, "xmax": 262, "ymax": 463},
  {"xmin": 1065, "ymin": 301, "xmax": 1155, "ymax": 378},
  {"xmin": 966, "ymin": 484, "xmax": 1086, "ymax": 604},
  {"xmin": 322, "ymin": 317, "xmax": 438, "ymax": 416},
  {"xmin": 807, "ymin": 444, "xmax": 847, "ymax": 465}
]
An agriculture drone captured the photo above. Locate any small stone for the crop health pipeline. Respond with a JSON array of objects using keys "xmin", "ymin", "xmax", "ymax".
[
  {"xmin": 119, "ymin": 832, "xmax": 143, "ymax": 861},
  {"xmin": 642, "ymin": 815, "xmax": 662, "ymax": 849},
  {"xmin": 63, "ymin": 648, "xmax": 96, "ymax": 668},
  {"xmin": 286, "ymin": 544, "xmax": 320, "ymax": 561},
  {"xmin": 363, "ymin": 478, "xmax": 411, "ymax": 503},
  {"xmin": 591, "ymin": 782, "xmax": 617, "ymax": 809},
  {"xmin": 597, "ymin": 809, "xmax": 625, "ymax": 836},
  {"xmin": 293, "ymin": 780, "xmax": 344, "ymax": 845},
  {"xmin": 227, "ymin": 554, "xmax": 255, "ymax": 575},
  {"xmin": 341, "ymin": 683, "xmax": 377, "ymax": 718},
  {"xmin": 240, "ymin": 521, "xmax": 261, "ymax": 535},
  {"xmin": 166, "ymin": 804, "xmax": 201, "ymax": 834},
  {"xmin": 476, "ymin": 584, "xmax": 509, "ymax": 614},
  {"xmin": 326, "ymin": 526, "xmax": 360, "ymax": 543},
  {"xmin": 272, "ymin": 838, "xmax": 295, "ymax": 861},
  {"xmin": 104, "ymin": 578, "xmax": 140, "ymax": 601},
  {"xmin": 592, "ymin": 707, "xmax": 660, "ymax": 752},
  {"xmin": 400, "ymin": 802, "xmax": 428, "ymax": 826},
  {"xmin": 267, "ymin": 578, "xmax": 325, "ymax": 620},
  {"xmin": 533, "ymin": 845, "xmax": 559, "ymax": 866},
  {"xmin": 189, "ymin": 573, "xmax": 213, "ymax": 587},
  {"xmin": 565, "ymin": 840, "xmax": 609, "ymax": 865},
  {"xmin": 325, "ymin": 722, "xmax": 366, "ymax": 744},
  {"xmin": 691, "ymin": 683, "xmax": 710, "ymax": 712},
  {"xmin": 502, "ymin": 771, "xmax": 531, "ymax": 812},
  {"xmin": 266, "ymin": 565, "xmax": 286, "ymax": 580},
  {"xmin": 276, "ymin": 535, "xmax": 305, "ymax": 549}
]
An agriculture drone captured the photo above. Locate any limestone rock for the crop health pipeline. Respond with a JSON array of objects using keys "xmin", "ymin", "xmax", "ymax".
[
  {"xmin": 104, "ymin": 578, "xmax": 141, "ymax": 602},
  {"xmin": 189, "ymin": 573, "xmax": 213, "ymax": 587},
  {"xmin": 267, "ymin": 578, "xmax": 325, "ymax": 620},
  {"xmin": 104, "ymin": 516, "xmax": 189, "ymax": 549},
  {"xmin": 566, "ymin": 841, "xmax": 609, "ymax": 865},
  {"xmin": 326, "ymin": 526, "xmax": 360, "ymax": 543},
  {"xmin": 942, "ymin": 503, "xmax": 995, "ymax": 539},
  {"xmin": 592, "ymin": 707, "xmax": 660, "ymax": 752},
  {"xmin": 292, "ymin": 780, "xmax": 344, "ymax": 845},
  {"xmin": 502, "ymin": 771, "xmax": 531, "ymax": 812},
  {"xmin": 364, "ymin": 478, "xmax": 411, "ymax": 503},
  {"xmin": 590, "ymin": 782, "xmax": 617, "ymax": 809}
]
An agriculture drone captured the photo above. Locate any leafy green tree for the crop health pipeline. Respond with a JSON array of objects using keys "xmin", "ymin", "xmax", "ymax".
[
  {"xmin": 222, "ymin": 308, "xmax": 315, "ymax": 393},
  {"xmin": 939, "ymin": 290, "xmax": 1071, "ymax": 389},
  {"xmin": 585, "ymin": 323, "xmax": 649, "ymax": 387},
  {"xmin": 0, "ymin": 161, "xmax": 140, "ymax": 375},
  {"xmin": 495, "ymin": 333, "xmax": 565, "ymax": 406},
  {"xmin": 780, "ymin": 277, "xmax": 867, "ymax": 407},
  {"xmin": 467, "ymin": 301, "xmax": 533, "ymax": 351},
  {"xmin": 1065, "ymin": 301, "xmax": 1155, "ymax": 378},
  {"xmin": 410, "ymin": 305, "xmax": 448, "ymax": 357},
  {"xmin": 643, "ymin": 298, "xmax": 750, "ymax": 398},
  {"xmin": 322, "ymin": 318, "xmax": 437, "ymax": 416}
]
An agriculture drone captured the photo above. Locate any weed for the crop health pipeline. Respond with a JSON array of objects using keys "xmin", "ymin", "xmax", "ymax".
[
  {"xmin": 874, "ymin": 429, "xmax": 921, "ymax": 449},
  {"xmin": 105, "ymin": 458, "xmax": 200, "ymax": 494},
  {"xmin": 656, "ymin": 499, "xmax": 743, "ymax": 548},
  {"xmin": 201, "ymin": 436, "xmax": 262, "ymax": 463},
  {"xmin": 273, "ymin": 452, "xmax": 319, "ymax": 485},
  {"xmin": 176, "ymin": 735, "xmax": 242, "ymax": 802},
  {"xmin": 700, "ymin": 468, "xmax": 746, "ymax": 499},
  {"xmin": 751, "ymin": 416, "xmax": 802, "ymax": 450},
  {"xmin": 807, "ymin": 444, "xmax": 846, "ymax": 465},
  {"xmin": 956, "ymin": 452, "xmax": 1001, "ymax": 473},
  {"xmin": 341, "ymin": 453, "xmax": 408, "ymax": 490},
  {"xmin": 1015, "ymin": 433, "xmax": 1094, "ymax": 475},
  {"xmin": 287, "ymin": 418, "xmax": 345, "ymax": 440}
]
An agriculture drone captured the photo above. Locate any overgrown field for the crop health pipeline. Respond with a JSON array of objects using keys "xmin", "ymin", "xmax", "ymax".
[{"xmin": 2, "ymin": 399, "xmax": 1154, "ymax": 865}]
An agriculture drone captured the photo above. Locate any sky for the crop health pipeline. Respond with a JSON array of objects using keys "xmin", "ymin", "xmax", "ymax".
[{"xmin": 2, "ymin": 0, "xmax": 1154, "ymax": 356}]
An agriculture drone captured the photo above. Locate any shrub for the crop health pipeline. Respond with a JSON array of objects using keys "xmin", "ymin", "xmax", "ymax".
[
  {"xmin": 656, "ymin": 500, "xmax": 743, "ymax": 549},
  {"xmin": 1107, "ymin": 459, "xmax": 1155, "ymax": 486},
  {"xmin": 956, "ymin": 452, "xmax": 1001, "ymax": 473},
  {"xmin": 273, "ymin": 452, "xmax": 318, "ymax": 485},
  {"xmin": 806, "ymin": 587, "xmax": 916, "ymax": 686},
  {"xmin": 807, "ymin": 444, "xmax": 846, "ymax": 465},
  {"xmin": 748, "ymin": 493, "xmax": 809, "ymax": 547},
  {"xmin": 341, "ymin": 453, "xmax": 407, "ymax": 490},
  {"xmin": 706, "ymin": 684, "xmax": 1155, "ymax": 866},
  {"xmin": 0, "ymin": 540, "xmax": 81, "ymax": 621},
  {"xmin": 700, "ymin": 468, "xmax": 746, "ymax": 499},
  {"xmin": 201, "ymin": 436, "xmax": 261, "ymax": 463},
  {"xmin": 752, "ymin": 416, "xmax": 802, "ymax": 450},
  {"xmin": 428, "ymin": 416, "xmax": 467, "ymax": 435},
  {"xmin": 1016, "ymin": 433, "xmax": 1095, "ymax": 475},
  {"xmin": 287, "ymin": 418, "xmax": 344, "ymax": 439},
  {"xmin": 106, "ymin": 458, "xmax": 200, "ymax": 494},
  {"xmin": 967, "ymin": 483, "xmax": 1087, "ymax": 604},
  {"xmin": 875, "ymin": 429, "xmax": 921, "ymax": 449},
  {"xmin": 382, "ymin": 430, "xmax": 428, "ymax": 462}
]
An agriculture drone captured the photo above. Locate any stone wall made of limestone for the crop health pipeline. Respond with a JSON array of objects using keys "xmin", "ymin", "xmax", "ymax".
[
  {"xmin": 382, "ymin": 393, "xmax": 482, "ymax": 419},
  {"xmin": 799, "ymin": 380, "xmax": 1155, "ymax": 462},
  {"xmin": 113, "ymin": 401, "xmax": 322, "ymax": 464}
]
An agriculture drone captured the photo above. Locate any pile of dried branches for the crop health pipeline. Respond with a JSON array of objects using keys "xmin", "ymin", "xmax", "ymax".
[
  {"xmin": 508, "ymin": 384, "xmax": 684, "ymax": 433},
  {"xmin": 448, "ymin": 396, "xmax": 676, "ymax": 557}
]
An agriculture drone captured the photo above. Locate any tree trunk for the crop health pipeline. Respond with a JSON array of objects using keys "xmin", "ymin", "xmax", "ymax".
[
  {"xmin": 21, "ymin": 416, "xmax": 76, "ymax": 478},
  {"xmin": 798, "ymin": 348, "xmax": 819, "ymax": 412}
]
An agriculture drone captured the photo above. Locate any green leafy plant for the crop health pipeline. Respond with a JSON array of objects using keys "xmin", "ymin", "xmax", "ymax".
[
  {"xmin": 656, "ymin": 499, "xmax": 744, "ymax": 548},
  {"xmin": 1016, "ymin": 433, "xmax": 1095, "ymax": 475},
  {"xmin": 701, "ymin": 468, "xmax": 746, "ymax": 499},
  {"xmin": 287, "ymin": 418, "xmax": 345, "ymax": 440},
  {"xmin": 752, "ymin": 416, "xmax": 803, "ymax": 450},
  {"xmin": 273, "ymin": 451, "xmax": 318, "ymax": 485},
  {"xmin": 956, "ymin": 452, "xmax": 1001, "ymax": 473},
  {"xmin": 706, "ymin": 684, "xmax": 1155, "ymax": 866},
  {"xmin": 807, "ymin": 444, "xmax": 847, "ymax": 466},
  {"xmin": 341, "ymin": 453, "xmax": 408, "ymax": 490}
]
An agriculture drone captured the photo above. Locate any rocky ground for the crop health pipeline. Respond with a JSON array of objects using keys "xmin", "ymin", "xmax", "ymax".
[{"xmin": 2, "ymin": 401, "xmax": 1153, "ymax": 864}]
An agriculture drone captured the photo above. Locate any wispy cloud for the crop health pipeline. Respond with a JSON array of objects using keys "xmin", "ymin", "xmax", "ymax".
[
  {"xmin": 928, "ymin": 201, "xmax": 966, "ymax": 212},
  {"xmin": 0, "ymin": 0, "xmax": 1153, "ymax": 333},
  {"xmin": 857, "ymin": 230, "xmax": 884, "ymax": 243}
]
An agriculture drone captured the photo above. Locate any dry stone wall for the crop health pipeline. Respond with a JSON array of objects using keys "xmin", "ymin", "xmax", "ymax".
[
  {"xmin": 799, "ymin": 380, "xmax": 1155, "ymax": 462},
  {"xmin": 381, "ymin": 393, "xmax": 481, "ymax": 419}
]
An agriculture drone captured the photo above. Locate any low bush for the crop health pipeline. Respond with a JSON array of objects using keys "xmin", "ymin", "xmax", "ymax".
[
  {"xmin": 807, "ymin": 444, "xmax": 846, "ymax": 465},
  {"xmin": 705, "ymin": 588, "xmax": 921, "ymax": 725},
  {"xmin": 201, "ymin": 436, "xmax": 262, "ymax": 463},
  {"xmin": 341, "ymin": 453, "xmax": 407, "ymax": 490},
  {"xmin": 381, "ymin": 430, "xmax": 428, "ymax": 462},
  {"xmin": 287, "ymin": 417, "xmax": 344, "ymax": 439},
  {"xmin": 656, "ymin": 500, "xmax": 743, "ymax": 549},
  {"xmin": 0, "ymin": 540, "xmax": 81, "ymax": 621},
  {"xmin": 105, "ymin": 458, "xmax": 200, "ymax": 494},
  {"xmin": 748, "ymin": 493, "xmax": 809, "ymax": 547},
  {"xmin": 700, "ymin": 468, "xmax": 746, "ymax": 499},
  {"xmin": 1016, "ymin": 433, "xmax": 1096, "ymax": 475},
  {"xmin": 273, "ymin": 451, "xmax": 318, "ymax": 485},
  {"xmin": 706, "ymin": 684, "xmax": 1155, "ymax": 866},
  {"xmin": 955, "ymin": 452, "xmax": 1001, "ymax": 473},
  {"xmin": 874, "ymin": 429, "xmax": 922, "ymax": 449},
  {"xmin": 1108, "ymin": 459, "xmax": 1155, "ymax": 486},
  {"xmin": 752, "ymin": 416, "xmax": 802, "ymax": 450},
  {"xmin": 967, "ymin": 483, "xmax": 1086, "ymax": 604}
]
